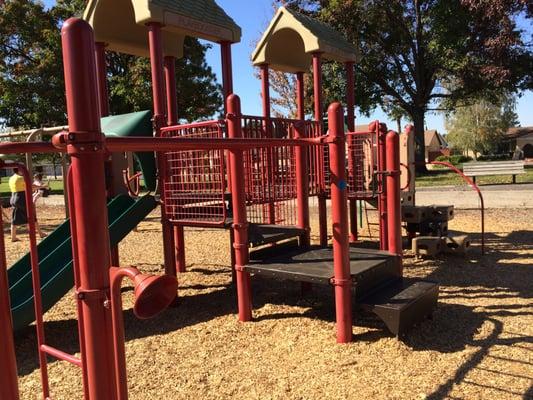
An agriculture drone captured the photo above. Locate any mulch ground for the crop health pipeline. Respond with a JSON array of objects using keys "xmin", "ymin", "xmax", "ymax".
[{"xmin": 6, "ymin": 201, "xmax": 533, "ymax": 399}]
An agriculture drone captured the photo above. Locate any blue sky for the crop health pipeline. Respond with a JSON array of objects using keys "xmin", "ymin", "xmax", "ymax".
[{"xmin": 44, "ymin": 0, "xmax": 532, "ymax": 132}]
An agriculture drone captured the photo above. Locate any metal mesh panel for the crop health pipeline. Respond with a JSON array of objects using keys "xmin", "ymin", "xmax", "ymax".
[
  {"xmin": 347, "ymin": 131, "xmax": 376, "ymax": 199},
  {"xmin": 161, "ymin": 121, "xmax": 227, "ymax": 226}
]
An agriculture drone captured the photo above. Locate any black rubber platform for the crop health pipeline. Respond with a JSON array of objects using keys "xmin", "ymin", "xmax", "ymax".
[
  {"xmin": 248, "ymin": 224, "xmax": 306, "ymax": 247},
  {"xmin": 245, "ymin": 246, "xmax": 399, "ymax": 288}
]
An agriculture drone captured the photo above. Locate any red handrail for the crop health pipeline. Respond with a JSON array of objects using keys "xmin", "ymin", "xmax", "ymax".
[{"xmin": 422, "ymin": 161, "xmax": 485, "ymax": 255}]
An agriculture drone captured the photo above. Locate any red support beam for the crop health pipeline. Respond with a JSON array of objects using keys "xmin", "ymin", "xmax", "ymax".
[
  {"xmin": 227, "ymin": 95, "xmax": 252, "ymax": 322},
  {"xmin": 61, "ymin": 17, "xmax": 119, "ymax": 399},
  {"xmin": 295, "ymin": 122, "xmax": 310, "ymax": 247},
  {"xmin": 386, "ymin": 131, "xmax": 403, "ymax": 274},
  {"xmin": 296, "ymin": 72, "xmax": 305, "ymax": 121},
  {"xmin": 95, "ymin": 41, "xmax": 120, "ymax": 267},
  {"xmin": 164, "ymin": 55, "xmax": 186, "ymax": 275},
  {"xmin": 328, "ymin": 102, "xmax": 353, "ymax": 343},
  {"xmin": 313, "ymin": 53, "xmax": 328, "ymax": 246},
  {"xmin": 377, "ymin": 125, "xmax": 388, "ymax": 251},
  {"xmin": 220, "ymin": 41, "xmax": 234, "ymax": 110},
  {"xmin": 0, "ymin": 205, "xmax": 19, "ymax": 399},
  {"xmin": 147, "ymin": 22, "xmax": 176, "ymax": 278},
  {"xmin": 345, "ymin": 61, "xmax": 358, "ymax": 243},
  {"xmin": 260, "ymin": 63, "xmax": 276, "ymax": 224}
]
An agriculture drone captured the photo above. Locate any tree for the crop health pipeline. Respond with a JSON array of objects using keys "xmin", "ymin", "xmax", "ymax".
[
  {"xmin": 0, "ymin": 0, "xmax": 222, "ymax": 129},
  {"xmin": 282, "ymin": 0, "xmax": 533, "ymax": 171},
  {"xmin": 445, "ymin": 93, "xmax": 519, "ymax": 158}
]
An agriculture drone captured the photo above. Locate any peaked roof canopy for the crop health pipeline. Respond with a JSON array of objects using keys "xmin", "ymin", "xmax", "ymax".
[
  {"xmin": 83, "ymin": 0, "xmax": 241, "ymax": 58},
  {"xmin": 252, "ymin": 7, "xmax": 358, "ymax": 73}
]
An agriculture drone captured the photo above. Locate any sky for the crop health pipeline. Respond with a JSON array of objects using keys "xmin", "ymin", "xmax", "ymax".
[{"xmin": 43, "ymin": 0, "xmax": 532, "ymax": 132}]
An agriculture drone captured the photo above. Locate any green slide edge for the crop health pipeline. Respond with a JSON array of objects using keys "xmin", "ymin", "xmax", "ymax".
[{"xmin": 8, "ymin": 194, "xmax": 158, "ymax": 331}]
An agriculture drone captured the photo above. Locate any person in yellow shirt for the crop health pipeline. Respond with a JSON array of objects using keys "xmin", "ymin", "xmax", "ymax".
[{"xmin": 9, "ymin": 168, "xmax": 46, "ymax": 242}]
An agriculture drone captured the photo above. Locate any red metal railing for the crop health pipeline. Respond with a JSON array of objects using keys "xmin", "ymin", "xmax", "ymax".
[
  {"xmin": 346, "ymin": 129, "xmax": 376, "ymax": 200},
  {"xmin": 161, "ymin": 121, "xmax": 227, "ymax": 226},
  {"xmin": 423, "ymin": 161, "xmax": 485, "ymax": 255}
]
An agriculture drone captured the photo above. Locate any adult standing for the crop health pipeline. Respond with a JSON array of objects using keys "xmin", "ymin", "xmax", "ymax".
[{"xmin": 9, "ymin": 168, "xmax": 46, "ymax": 242}]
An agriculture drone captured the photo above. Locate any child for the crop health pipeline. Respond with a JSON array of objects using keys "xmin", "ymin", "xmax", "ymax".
[{"xmin": 32, "ymin": 173, "xmax": 50, "ymax": 204}]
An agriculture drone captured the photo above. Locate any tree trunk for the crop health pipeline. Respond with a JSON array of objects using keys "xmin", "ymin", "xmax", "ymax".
[{"xmin": 411, "ymin": 108, "xmax": 427, "ymax": 173}]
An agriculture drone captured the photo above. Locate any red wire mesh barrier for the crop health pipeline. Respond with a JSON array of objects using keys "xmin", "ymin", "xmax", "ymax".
[
  {"xmin": 347, "ymin": 131, "xmax": 376, "ymax": 199},
  {"xmin": 160, "ymin": 121, "xmax": 228, "ymax": 226},
  {"xmin": 160, "ymin": 117, "xmax": 324, "ymax": 227}
]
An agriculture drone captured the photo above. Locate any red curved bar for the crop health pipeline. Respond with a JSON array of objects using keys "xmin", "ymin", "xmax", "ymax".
[{"xmin": 423, "ymin": 161, "xmax": 485, "ymax": 255}]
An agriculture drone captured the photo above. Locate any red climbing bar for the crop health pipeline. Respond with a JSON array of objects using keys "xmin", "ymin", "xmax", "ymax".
[
  {"xmin": 296, "ymin": 71, "xmax": 305, "ymax": 120},
  {"xmin": 227, "ymin": 95, "xmax": 252, "ymax": 321},
  {"xmin": 328, "ymin": 103, "xmax": 353, "ymax": 343},
  {"xmin": 386, "ymin": 131, "xmax": 403, "ymax": 274},
  {"xmin": 0, "ymin": 192, "xmax": 20, "ymax": 399},
  {"xmin": 61, "ymin": 17, "xmax": 119, "ymax": 399}
]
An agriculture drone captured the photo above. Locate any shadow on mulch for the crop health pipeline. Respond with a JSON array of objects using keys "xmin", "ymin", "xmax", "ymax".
[{"xmin": 13, "ymin": 228, "xmax": 533, "ymax": 400}]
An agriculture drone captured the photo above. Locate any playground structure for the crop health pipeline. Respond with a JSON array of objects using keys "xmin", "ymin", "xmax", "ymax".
[{"xmin": 0, "ymin": 2, "xmax": 439, "ymax": 399}]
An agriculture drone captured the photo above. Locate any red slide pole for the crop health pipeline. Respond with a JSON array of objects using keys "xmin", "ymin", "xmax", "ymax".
[
  {"xmin": 328, "ymin": 103, "xmax": 353, "ymax": 343},
  {"xmin": 295, "ymin": 122, "xmax": 310, "ymax": 247},
  {"xmin": 147, "ymin": 22, "xmax": 176, "ymax": 278},
  {"xmin": 61, "ymin": 17, "xmax": 119, "ymax": 399},
  {"xmin": 0, "ymin": 204, "xmax": 19, "ymax": 399},
  {"xmin": 386, "ymin": 131, "xmax": 403, "ymax": 275},
  {"xmin": 227, "ymin": 95, "xmax": 252, "ymax": 322}
]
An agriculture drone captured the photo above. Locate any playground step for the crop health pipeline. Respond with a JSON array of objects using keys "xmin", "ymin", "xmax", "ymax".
[
  {"xmin": 248, "ymin": 224, "xmax": 306, "ymax": 247},
  {"xmin": 359, "ymin": 279, "xmax": 439, "ymax": 336},
  {"xmin": 244, "ymin": 246, "xmax": 398, "ymax": 288}
]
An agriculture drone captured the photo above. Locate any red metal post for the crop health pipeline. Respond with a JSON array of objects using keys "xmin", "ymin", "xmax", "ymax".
[
  {"xmin": 95, "ymin": 41, "xmax": 120, "ymax": 267},
  {"xmin": 220, "ymin": 41, "xmax": 234, "ymax": 105},
  {"xmin": 377, "ymin": 124, "xmax": 388, "ymax": 250},
  {"xmin": 227, "ymin": 95, "xmax": 252, "ymax": 321},
  {"xmin": 386, "ymin": 131, "xmax": 403, "ymax": 274},
  {"xmin": 0, "ymin": 198, "xmax": 20, "ymax": 399},
  {"xmin": 164, "ymin": 55, "xmax": 186, "ymax": 274},
  {"xmin": 295, "ymin": 122, "xmax": 310, "ymax": 247},
  {"xmin": 313, "ymin": 53, "xmax": 328, "ymax": 246},
  {"xmin": 148, "ymin": 22, "xmax": 176, "ymax": 278},
  {"xmin": 345, "ymin": 61, "xmax": 358, "ymax": 243},
  {"xmin": 95, "ymin": 42, "xmax": 110, "ymax": 117},
  {"xmin": 296, "ymin": 72, "xmax": 305, "ymax": 120},
  {"xmin": 260, "ymin": 63, "xmax": 276, "ymax": 224},
  {"xmin": 328, "ymin": 103, "xmax": 353, "ymax": 343},
  {"xmin": 61, "ymin": 17, "xmax": 119, "ymax": 399}
]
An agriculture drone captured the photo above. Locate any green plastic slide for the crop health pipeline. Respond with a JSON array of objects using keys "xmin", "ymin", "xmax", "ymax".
[{"xmin": 8, "ymin": 194, "xmax": 157, "ymax": 331}]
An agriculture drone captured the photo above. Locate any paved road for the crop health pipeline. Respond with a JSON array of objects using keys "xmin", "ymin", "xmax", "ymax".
[
  {"xmin": 416, "ymin": 183, "xmax": 533, "ymax": 209},
  {"xmin": 39, "ymin": 183, "xmax": 533, "ymax": 210}
]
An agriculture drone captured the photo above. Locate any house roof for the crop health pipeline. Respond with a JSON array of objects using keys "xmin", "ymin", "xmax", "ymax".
[
  {"xmin": 252, "ymin": 6, "xmax": 358, "ymax": 73},
  {"xmin": 83, "ymin": 0, "xmax": 241, "ymax": 58},
  {"xmin": 424, "ymin": 130, "xmax": 448, "ymax": 148},
  {"xmin": 505, "ymin": 126, "xmax": 533, "ymax": 139}
]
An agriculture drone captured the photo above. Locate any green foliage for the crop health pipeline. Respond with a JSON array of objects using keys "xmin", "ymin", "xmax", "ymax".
[
  {"xmin": 445, "ymin": 93, "xmax": 519, "ymax": 157},
  {"xmin": 280, "ymin": 0, "xmax": 532, "ymax": 165},
  {"xmin": 477, "ymin": 154, "xmax": 512, "ymax": 161},
  {"xmin": 434, "ymin": 154, "xmax": 472, "ymax": 165},
  {"xmin": 0, "ymin": 0, "xmax": 222, "ymax": 130}
]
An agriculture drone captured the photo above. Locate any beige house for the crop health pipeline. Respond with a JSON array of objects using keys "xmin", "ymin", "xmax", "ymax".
[{"xmin": 505, "ymin": 126, "xmax": 533, "ymax": 158}]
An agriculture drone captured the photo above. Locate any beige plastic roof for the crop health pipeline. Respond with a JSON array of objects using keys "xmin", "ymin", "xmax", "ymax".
[
  {"xmin": 83, "ymin": 0, "xmax": 241, "ymax": 58},
  {"xmin": 252, "ymin": 7, "xmax": 358, "ymax": 73}
]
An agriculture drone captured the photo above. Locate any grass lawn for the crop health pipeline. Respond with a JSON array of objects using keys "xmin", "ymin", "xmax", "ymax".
[
  {"xmin": 0, "ymin": 178, "xmax": 64, "ymax": 197},
  {"xmin": 416, "ymin": 166, "xmax": 533, "ymax": 187}
]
